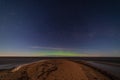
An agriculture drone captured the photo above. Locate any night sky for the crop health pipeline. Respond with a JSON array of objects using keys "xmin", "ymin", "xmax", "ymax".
[{"xmin": 0, "ymin": 0, "xmax": 120, "ymax": 56}]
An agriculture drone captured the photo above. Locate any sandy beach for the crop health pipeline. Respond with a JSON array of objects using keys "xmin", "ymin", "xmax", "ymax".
[{"xmin": 0, "ymin": 59, "xmax": 111, "ymax": 80}]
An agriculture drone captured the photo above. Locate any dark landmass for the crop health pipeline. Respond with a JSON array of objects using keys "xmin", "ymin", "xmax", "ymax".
[{"xmin": 0, "ymin": 57, "xmax": 120, "ymax": 65}]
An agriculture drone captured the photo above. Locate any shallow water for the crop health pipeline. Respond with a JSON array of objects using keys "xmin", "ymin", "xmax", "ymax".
[{"xmin": 86, "ymin": 61, "xmax": 120, "ymax": 79}]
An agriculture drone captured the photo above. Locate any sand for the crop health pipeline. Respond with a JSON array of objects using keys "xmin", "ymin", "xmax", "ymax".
[{"xmin": 0, "ymin": 59, "xmax": 111, "ymax": 80}]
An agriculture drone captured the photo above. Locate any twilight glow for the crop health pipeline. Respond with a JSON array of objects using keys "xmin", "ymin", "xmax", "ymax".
[{"xmin": 0, "ymin": 0, "xmax": 120, "ymax": 57}]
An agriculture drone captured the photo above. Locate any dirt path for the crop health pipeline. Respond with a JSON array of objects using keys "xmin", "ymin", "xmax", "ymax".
[{"xmin": 0, "ymin": 59, "xmax": 111, "ymax": 80}]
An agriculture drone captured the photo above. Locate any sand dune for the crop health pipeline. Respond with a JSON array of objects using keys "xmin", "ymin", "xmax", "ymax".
[{"xmin": 0, "ymin": 59, "xmax": 111, "ymax": 80}]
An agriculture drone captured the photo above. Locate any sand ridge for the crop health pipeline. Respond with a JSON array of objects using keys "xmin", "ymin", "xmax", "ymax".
[{"xmin": 0, "ymin": 59, "xmax": 111, "ymax": 80}]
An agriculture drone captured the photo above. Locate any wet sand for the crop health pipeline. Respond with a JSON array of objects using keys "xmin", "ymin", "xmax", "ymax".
[{"xmin": 0, "ymin": 59, "xmax": 111, "ymax": 80}]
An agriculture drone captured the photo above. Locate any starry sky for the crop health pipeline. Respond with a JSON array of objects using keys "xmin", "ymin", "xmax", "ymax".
[{"xmin": 0, "ymin": 0, "xmax": 120, "ymax": 57}]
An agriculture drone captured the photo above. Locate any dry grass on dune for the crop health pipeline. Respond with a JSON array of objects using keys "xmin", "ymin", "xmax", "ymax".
[{"xmin": 0, "ymin": 59, "xmax": 111, "ymax": 80}]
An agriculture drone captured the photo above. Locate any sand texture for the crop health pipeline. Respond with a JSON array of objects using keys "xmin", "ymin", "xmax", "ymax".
[{"xmin": 0, "ymin": 59, "xmax": 111, "ymax": 80}]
